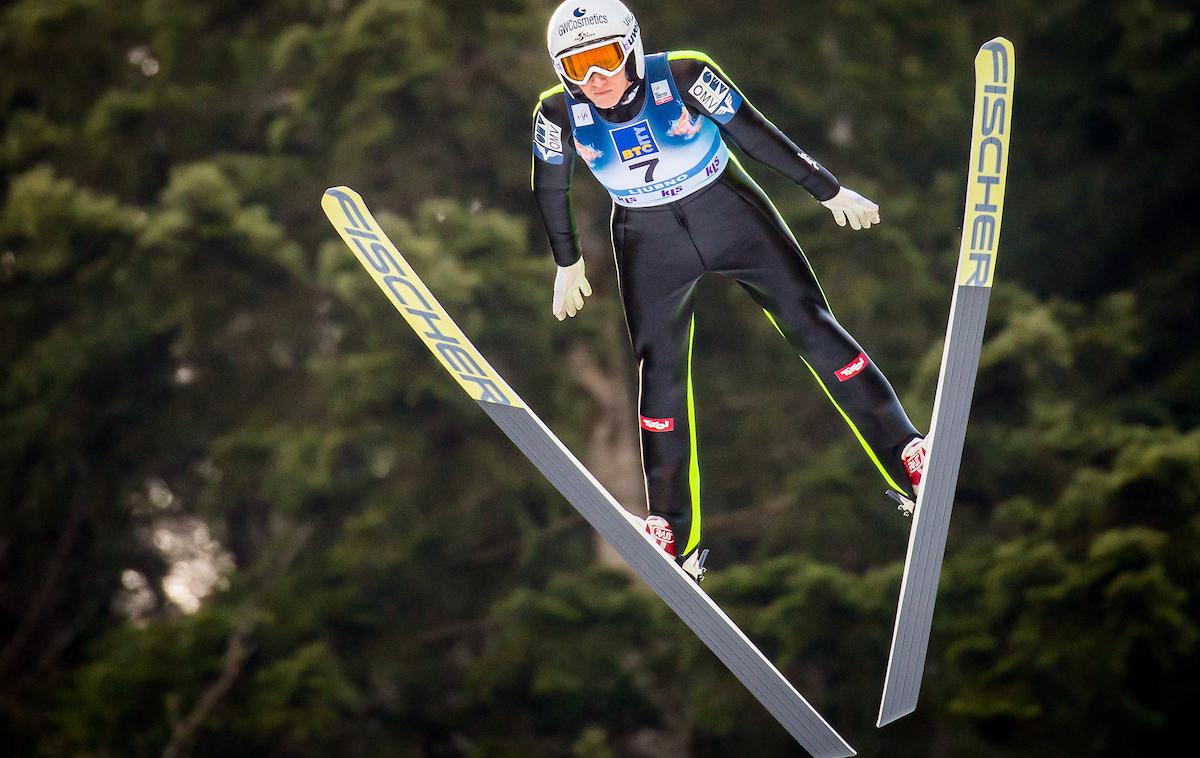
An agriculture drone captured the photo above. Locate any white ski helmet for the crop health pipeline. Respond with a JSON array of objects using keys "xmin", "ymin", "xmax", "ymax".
[{"xmin": 546, "ymin": 0, "xmax": 644, "ymax": 93}]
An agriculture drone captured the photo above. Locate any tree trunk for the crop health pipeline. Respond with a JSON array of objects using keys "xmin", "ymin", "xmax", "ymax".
[{"xmin": 567, "ymin": 317, "xmax": 643, "ymax": 572}]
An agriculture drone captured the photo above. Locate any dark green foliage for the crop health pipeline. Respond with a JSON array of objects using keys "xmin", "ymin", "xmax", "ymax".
[{"xmin": 1, "ymin": 0, "xmax": 1196, "ymax": 755}]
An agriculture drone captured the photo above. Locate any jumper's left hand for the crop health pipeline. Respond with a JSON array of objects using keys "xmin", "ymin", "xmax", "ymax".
[
  {"xmin": 552, "ymin": 256, "xmax": 592, "ymax": 321},
  {"xmin": 821, "ymin": 186, "xmax": 880, "ymax": 230}
]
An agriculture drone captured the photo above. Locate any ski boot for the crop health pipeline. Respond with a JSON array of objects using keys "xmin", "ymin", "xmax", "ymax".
[
  {"xmin": 643, "ymin": 514, "xmax": 709, "ymax": 583},
  {"xmin": 886, "ymin": 435, "xmax": 930, "ymax": 518}
]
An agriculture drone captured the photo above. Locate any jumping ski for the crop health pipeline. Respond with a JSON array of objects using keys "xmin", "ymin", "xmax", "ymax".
[
  {"xmin": 878, "ymin": 37, "xmax": 1016, "ymax": 727},
  {"xmin": 322, "ymin": 186, "xmax": 856, "ymax": 758}
]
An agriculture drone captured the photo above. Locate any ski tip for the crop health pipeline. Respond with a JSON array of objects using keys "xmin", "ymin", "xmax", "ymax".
[
  {"xmin": 979, "ymin": 37, "xmax": 1015, "ymax": 56},
  {"xmin": 323, "ymin": 185, "xmax": 357, "ymax": 199}
]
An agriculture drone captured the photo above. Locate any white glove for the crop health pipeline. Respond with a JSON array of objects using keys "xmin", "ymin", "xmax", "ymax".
[
  {"xmin": 821, "ymin": 186, "xmax": 881, "ymax": 230},
  {"xmin": 552, "ymin": 256, "xmax": 592, "ymax": 321}
]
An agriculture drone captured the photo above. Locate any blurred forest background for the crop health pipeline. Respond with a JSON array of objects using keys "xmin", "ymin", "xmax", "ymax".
[{"xmin": 2, "ymin": 0, "xmax": 1198, "ymax": 756}]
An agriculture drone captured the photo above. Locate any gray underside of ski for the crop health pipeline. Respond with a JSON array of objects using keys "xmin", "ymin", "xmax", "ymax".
[
  {"xmin": 878, "ymin": 37, "xmax": 1016, "ymax": 728},
  {"xmin": 322, "ymin": 185, "xmax": 856, "ymax": 758}
]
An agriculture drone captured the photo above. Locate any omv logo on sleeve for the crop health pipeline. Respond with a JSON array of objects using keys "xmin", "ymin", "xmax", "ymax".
[
  {"xmin": 533, "ymin": 111, "xmax": 563, "ymax": 164},
  {"xmin": 611, "ymin": 120, "xmax": 660, "ymax": 162},
  {"xmin": 689, "ymin": 67, "xmax": 742, "ymax": 124}
]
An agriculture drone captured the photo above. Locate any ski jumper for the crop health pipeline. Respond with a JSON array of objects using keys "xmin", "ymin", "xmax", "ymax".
[{"xmin": 532, "ymin": 51, "xmax": 918, "ymax": 559}]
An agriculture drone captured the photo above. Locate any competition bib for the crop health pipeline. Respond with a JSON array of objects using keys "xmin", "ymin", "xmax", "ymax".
[{"xmin": 566, "ymin": 53, "xmax": 728, "ymax": 207}]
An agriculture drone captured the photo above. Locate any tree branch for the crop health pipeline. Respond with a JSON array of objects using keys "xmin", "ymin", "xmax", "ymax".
[
  {"xmin": 0, "ymin": 503, "xmax": 87, "ymax": 679},
  {"xmin": 159, "ymin": 522, "xmax": 313, "ymax": 758}
]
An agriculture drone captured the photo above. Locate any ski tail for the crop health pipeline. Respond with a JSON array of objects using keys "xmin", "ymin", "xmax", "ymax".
[{"xmin": 877, "ymin": 36, "xmax": 1016, "ymax": 728}]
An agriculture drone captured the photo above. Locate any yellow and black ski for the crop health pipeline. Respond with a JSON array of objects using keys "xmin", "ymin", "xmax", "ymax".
[
  {"xmin": 322, "ymin": 186, "xmax": 856, "ymax": 757},
  {"xmin": 878, "ymin": 37, "xmax": 1016, "ymax": 727}
]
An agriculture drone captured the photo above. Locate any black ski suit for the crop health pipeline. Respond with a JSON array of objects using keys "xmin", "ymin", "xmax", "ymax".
[{"xmin": 531, "ymin": 51, "xmax": 917, "ymax": 559}]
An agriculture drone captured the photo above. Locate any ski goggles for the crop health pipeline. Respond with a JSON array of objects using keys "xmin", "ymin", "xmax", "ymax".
[{"xmin": 554, "ymin": 32, "xmax": 634, "ymax": 85}]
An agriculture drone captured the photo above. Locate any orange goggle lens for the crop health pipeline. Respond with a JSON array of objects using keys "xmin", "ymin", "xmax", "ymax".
[{"xmin": 559, "ymin": 41, "xmax": 626, "ymax": 83}]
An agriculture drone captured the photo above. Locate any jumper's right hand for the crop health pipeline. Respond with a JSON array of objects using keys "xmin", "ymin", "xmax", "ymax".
[
  {"xmin": 552, "ymin": 256, "xmax": 592, "ymax": 320},
  {"xmin": 821, "ymin": 186, "xmax": 881, "ymax": 230}
]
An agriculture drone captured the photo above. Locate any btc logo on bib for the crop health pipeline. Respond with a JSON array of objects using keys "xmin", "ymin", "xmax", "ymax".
[{"xmin": 612, "ymin": 119, "xmax": 660, "ymax": 162}]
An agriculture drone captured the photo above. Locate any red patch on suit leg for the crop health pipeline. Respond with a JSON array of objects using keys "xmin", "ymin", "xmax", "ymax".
[
  {"xmin": 835, "ymin": 352, "xmax": 868, "ymax": 382},
  {"xmin": 640, "ymin": 416, "xmax": 675, "ymax": 432}
]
